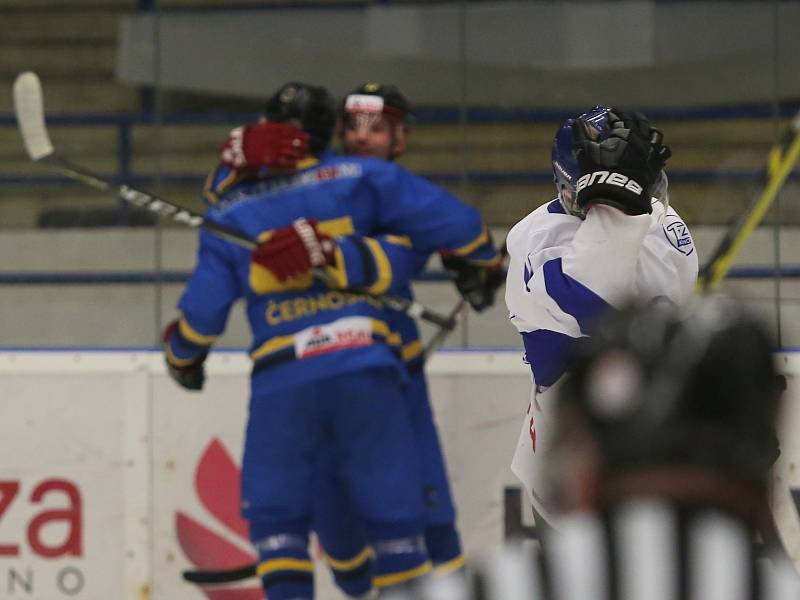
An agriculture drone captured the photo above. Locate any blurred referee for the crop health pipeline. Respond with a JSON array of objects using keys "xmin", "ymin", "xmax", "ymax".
[{"xmin": 393, "ymin": 297, "xmax": 800, "ymax": 599}]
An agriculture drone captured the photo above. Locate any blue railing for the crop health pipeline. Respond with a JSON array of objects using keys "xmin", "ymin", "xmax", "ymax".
[
  {"xmin": 2, "ymin": 102, "xmax": 800, "ymax": 190},
  {"xmin": 0, "ymin": 266, "xmax": 797, "ymax": 286}
]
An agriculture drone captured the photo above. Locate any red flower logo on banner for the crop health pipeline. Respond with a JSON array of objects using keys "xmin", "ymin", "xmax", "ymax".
[{"xmin": 176, "ymin": 438, "xmax": 263, "ymax": 599}]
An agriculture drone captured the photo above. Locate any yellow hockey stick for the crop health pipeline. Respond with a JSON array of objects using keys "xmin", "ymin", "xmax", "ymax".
[{"xmin": 697, "ymin": 109, "xmax": 800, "ymax": 292}]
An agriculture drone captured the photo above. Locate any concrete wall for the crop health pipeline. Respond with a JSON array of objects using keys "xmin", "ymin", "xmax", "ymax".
[{"xmin": 117, "ymin": 1, "xmax": 800, "ymax": 108}]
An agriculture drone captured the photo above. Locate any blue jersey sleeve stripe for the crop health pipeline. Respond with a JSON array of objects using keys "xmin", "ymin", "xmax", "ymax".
[
  {"xmin": 178, "ymin": 318, "xmax": 218, "ymax": 346},
  {"xmin": 165, "ymin": 344, "xmax": 201, "ymax": 367},
  {"xmin": 166, "ymin": 325, "xmax": 210, "ymax": 366},
  {"xmin": 521, "ymin": 329, "xmax": 577, "ymax": 387},
  {"xmin": 352, "ymin": 237, "xmax": 376, "ymax": 285},
  {"xmin": 363, "ymin": 237, "xmax": 393, "ymax": 294},
  {"xmin": 335, "ymin": 237, "xmax": 374, "ymax": 290},
  {"xmin": 322, "ymin": 246, "xmax": 349, "ymax": 288},
  {"xmin": 543, "ymin": 257, "xmax": 611, "ymax": 333},
  {"xmin": 451, "ymin": 227, "xmax": 490, "ymax": 256},
  {"xmin": 383, "ymin": 234, "xmax": 412, "ymax": 248}
]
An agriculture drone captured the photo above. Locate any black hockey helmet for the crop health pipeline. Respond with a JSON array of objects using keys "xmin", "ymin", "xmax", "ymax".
[
  {"xmin": 264, "ymin": 82, "xmax": 336, "ymax": 156},
  {"xmin": 557, "ymin": 297, "xmax": 783, "ymax": 482},
  {"xmin": 341, "ymin": 82, "xmax": 413, "ymax": 125}
]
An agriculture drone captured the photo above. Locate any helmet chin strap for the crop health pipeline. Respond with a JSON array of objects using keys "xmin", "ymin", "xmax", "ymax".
[
  {"xmin": 559, "ymin": 185, "xmax": 587, "ymax": 219},
  {"xmin": 652, "ymin": 170, "xmax": 670, "ymax": 211}
]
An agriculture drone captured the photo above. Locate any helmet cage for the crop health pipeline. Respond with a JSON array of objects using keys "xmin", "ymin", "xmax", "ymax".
[
  {"xmin": 552, "ymin": 106, "xmax": 611, "ymax": 218},
  {"xmin": 342, "ymin": 94, "xmax": 390, "ymax": 136}
]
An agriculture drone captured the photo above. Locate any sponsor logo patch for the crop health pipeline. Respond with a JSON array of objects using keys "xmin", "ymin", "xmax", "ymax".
[
  {"xmin": 219, "ymin": 163, "xmax": 363, "ymax": 210},
  {"xmin": 294, "ymin": 317, "xmax": 374, "ymax": 359},
  {"xmin": 576, "ymin": 171, "xmax": 643, "ymax": 196},
  {"xmin": 664, "ymin": 219, "xmax": 694, "ymax": 256}
]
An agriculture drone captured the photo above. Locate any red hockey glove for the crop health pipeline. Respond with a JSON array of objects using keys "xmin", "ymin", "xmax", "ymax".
[
  {"xmin": 252, "ymin": 218, "xmax": 336, "ymax": 282},
  {"xmin": 162, "ymin": 320, "xmax": 207, "ymax": 391},
  {"xmin": 219, "ymin": 122, "xmax": 311, "ymax": 172}
]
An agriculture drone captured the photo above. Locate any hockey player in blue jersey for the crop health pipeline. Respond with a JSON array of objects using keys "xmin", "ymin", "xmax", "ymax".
[
  {"xmin": 205, "ymin": 81, "xmax": 501, "ymax": 598},
  {"xmin": 163, "ymin": 82, "xmax": 500, "ymax": 600},
  {"xmin": 311, "ymin": 83, "xmax": 478, "ymax": 596},
  {"xmin": 504, "ymin": 107, "xmax": 698, "ymax": 525}
]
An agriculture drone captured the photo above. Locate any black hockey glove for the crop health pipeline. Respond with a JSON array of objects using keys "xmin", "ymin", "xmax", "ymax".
[
  {"xmin": 572, "ymin": 108, "xmax": 671, "ymax": 216},
  {"xmin": 166, "ymin": 356, "xmax": 206, "ymax": 391},
  {"xmin": 162, "ymin": 320, "xmax": 207, "ymax": 391},
  {"xmin": 441, "ymin": 255, "xmax": 505, "ymax": 312}
]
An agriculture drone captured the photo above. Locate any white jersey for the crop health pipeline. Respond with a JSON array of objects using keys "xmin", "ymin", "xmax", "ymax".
[{"xmin": 504, "ymin": 198, "xmax": 698, "ymax": 518}]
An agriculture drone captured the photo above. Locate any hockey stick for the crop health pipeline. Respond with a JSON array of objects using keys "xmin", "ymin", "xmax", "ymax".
[
  {"xmin": 12, "ymin": 71, "xmax": 456, "ymax": 330},
  {"xmin": 696, "ymin": 108, "xmax": 800, "ymax": 292},
  {"xmin": 422, "ymin": 246, "xmax": 508, "ymax": 358},
  {"xmin": 422, "ymin": 241, "xmax": 509, "ymax": 358},
  {"xmin": 423, "ymin": 298, "xmax": 468, "ymax": 358},
  {"xmin": 183, "ymin": 563, "xmax": 256, "ymax": 585}
]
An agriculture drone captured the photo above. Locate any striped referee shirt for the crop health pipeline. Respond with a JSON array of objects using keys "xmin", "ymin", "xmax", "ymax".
[{"xmin": 402, "ymin": 499, "xmax": 800, "ymax": 600}]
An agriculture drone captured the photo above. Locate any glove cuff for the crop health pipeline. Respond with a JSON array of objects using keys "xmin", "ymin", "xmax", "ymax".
[{"xmin": 576, "ymin": 171, "xmax": 652, "ymax": 216}]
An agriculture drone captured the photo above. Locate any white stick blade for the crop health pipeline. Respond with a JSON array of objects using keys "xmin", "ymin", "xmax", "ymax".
[{"xmin": 13, "ymin": 71, "xmax": 54, "ymax": 161}]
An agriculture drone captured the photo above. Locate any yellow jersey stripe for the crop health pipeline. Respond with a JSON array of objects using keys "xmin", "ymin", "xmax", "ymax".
[
  {"xmin": 202, "ymin": 170, "xmax": 220, "ymax": 205},
  {"xmin": 401, "ymin": 340, "xmax": 424, "ymax": 362},
  {"xmin": 373, "ymin": 561, "xmax": 432, "ymax": 589},
  {"xmin": 465, "ymin": 254, "xmax": 503, "ymax": 268},
  {"xmin": 370, "ymin": 319, "xmax": 390, "ymax": 338},
  {"xmin": 383, "ymin": 234, "xmax": 412, "ymax": 248},
  {"xmin": 324, "ymin": 546, "xmax": 373, "ymax": 571},
  {"xmin": 324, "ymin": 246, "xmax": 349, "ymax": 289},
  {"xmin": 363, "ymin": 237, "xmax": 392, "ymax": 295},
  {"xmin": 250, "ymin": 333, "xmax": 296, "ymax": 361},
  {"xmin": 296, "ymin": 157, "xmax": 320, "ymax": 170},
  {"xmin": 318, "ymin": 216, "xmax": 355, "ymax": 237},
  {"xmin": 164, "ymin": 344, "xmax": 197, "ymax": 368},
  {"xmin": 255, "ymin": 557, "xmax": 314, "ymax": 577},
  {"xmin": 433, "ymin": 555, "xmax": 465, "ymax": 576},
  {"xmin": 452, "ymin": 227, "xmax": 489, "ymax": 257},
  {"xmin": 178, "ymin": 318, "xmax": 218, "ymax": 346}
]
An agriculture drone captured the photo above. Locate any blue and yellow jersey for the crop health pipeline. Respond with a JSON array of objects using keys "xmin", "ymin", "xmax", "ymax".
[{"xmin": 166, "ymin": 153, "xmax": 497, "ymax": 397}]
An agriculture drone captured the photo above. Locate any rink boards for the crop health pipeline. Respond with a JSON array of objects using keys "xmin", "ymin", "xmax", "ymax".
[{"xmin": 1, "ymin": 350, "xmax": 799, "ymax": 599}]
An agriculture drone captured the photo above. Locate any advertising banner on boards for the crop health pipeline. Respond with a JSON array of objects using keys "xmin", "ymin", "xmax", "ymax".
[
  {"xmin": 0, "ymin": 362, "xmax": 150, "ymax": 599},
  {"xmin": 12, "ymin": 352, "xmax": 800, "ymax": 597}
]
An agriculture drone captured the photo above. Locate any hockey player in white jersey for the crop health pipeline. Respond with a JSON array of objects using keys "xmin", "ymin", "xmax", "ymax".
[{"xmin": 504, "ymin": 106, "xmax": 698, "ymax": 523}]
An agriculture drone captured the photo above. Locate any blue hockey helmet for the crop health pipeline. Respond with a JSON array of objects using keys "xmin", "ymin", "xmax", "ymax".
[{"xmin": 551, "ymin": 105, "xmax": 611, "ymax": 217}]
